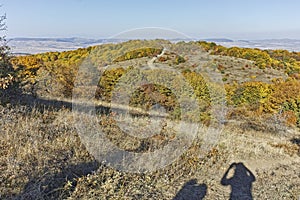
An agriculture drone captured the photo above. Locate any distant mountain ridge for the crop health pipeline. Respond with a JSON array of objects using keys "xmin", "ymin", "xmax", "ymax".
[
  {"xmin": 204, "ymin": 38, "xmax": 234, "ymax": 42},
  {"xmin": 8, "ymin": 37, "xmax": 300, "ymax": 55},
  {"xmin": 11, "ymin": 37, "xmax": 109, "ymax": 44}
]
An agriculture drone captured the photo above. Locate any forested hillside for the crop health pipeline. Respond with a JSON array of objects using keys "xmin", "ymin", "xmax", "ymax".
[{"xmin": 7, "ymin": 40, "xmax": 300, "ymax": 127}]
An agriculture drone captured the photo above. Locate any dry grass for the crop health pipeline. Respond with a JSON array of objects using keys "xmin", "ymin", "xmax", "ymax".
[
  {"xmin": 0, "ymin": 104, "xmax": 96, "ymax": 199},
  {"xmin": 208, "ymin": 55, "xmax": 288, "ymax": 84},
  {"xmin": 0, "ymin": 102, "xmax": 299, "ymax": 199}
]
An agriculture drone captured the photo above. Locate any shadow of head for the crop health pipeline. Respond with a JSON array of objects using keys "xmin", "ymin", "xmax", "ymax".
[
  {"xmin": 221, "ymin": 162, "xmax": 256, "ymax": 200},
  {"xmin": 173, "ymin": 179, "xmax": 207, "ymax": 200}
]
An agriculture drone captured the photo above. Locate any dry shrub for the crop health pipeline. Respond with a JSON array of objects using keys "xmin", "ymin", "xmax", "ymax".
[{"xmin": 282, "ymin": 110, "xmax": 298, "ymax": 126}]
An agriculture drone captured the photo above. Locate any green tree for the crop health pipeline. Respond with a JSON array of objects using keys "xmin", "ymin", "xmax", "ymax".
[{"xmin": 0, "ymin": 12, "xmax": 14, "ymax": 91}]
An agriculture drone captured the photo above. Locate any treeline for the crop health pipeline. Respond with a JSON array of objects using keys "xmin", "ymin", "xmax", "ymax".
[
  {"xmin": 225, "ymin": 78, "xmax": 300, "ymax": 126},
  {"xmin": 10, "ymin": 40, "xmax": 168, "ymax": 97},
  {"xmin": 10, "ymin": 48, "xmax": 90, "ymax": 97},
  {"xmin": 5, "ymin": 40, "xmax": 300, "ymax": 126},
  {"xmin": 113, "ymin": 48, "xmax": 162, "ymax": 62},
  {"xmin": 197, "ymin": 41, "xmax": 300, "ymax": 76},
  {"xmin": 97, "ymin": 66, "xmax": 300, "ymax": 126}
]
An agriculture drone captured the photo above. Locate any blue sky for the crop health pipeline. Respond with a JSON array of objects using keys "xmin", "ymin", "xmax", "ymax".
[{"xmin": 2, "ymin": 0, "xmax": 300, "ymax": 39}]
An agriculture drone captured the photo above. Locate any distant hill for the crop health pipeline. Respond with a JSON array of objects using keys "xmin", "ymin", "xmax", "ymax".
[
  {"xmin": 216, "ymin": 39, "xmax": 300, "ymax": 52},
  {"xmin": 8, "ymin": 37, "xmax": 125, "ymax": 55},
  {"xmin": 8, "ymin": 37, "xmax": 300, "ymax": 55},
  {"xmin": 204, "ymin": 38, "xmax": 234, "ymax": 43}
]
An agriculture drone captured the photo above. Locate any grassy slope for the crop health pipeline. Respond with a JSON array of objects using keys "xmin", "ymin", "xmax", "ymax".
[
  {"xmin": 1, "ymin": 40, "xmax": 300, "ymax": 199},
  {"xmin": 0, "ymin": 104, "xmax": 299, "ymax": 199}
]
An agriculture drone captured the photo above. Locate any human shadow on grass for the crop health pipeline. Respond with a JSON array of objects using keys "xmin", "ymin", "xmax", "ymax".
[
  {"xmin": 15, "ymin": 160, "xmax": 100, "ymax": 200},
  {"xmin": 221, "ymin": 162, "xmax": 255, "ymax": 200},
  {"xmin": 173, "ymin": 179, "xmax": 207, "ymax": 200},
  {"xmin": 4, "ymin": 92, "xmax": 169, "ymax": 120},
  {"xmin": 4, "ymin": 92, "xmax": 111, "ymax": 115}
]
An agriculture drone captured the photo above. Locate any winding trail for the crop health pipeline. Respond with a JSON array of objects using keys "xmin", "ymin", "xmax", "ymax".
[{"xmin": 147, "ymin": 48, "xmax": 167, "ymax": 69}]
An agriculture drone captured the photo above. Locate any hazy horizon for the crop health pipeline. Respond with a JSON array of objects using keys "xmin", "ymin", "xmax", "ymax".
[{"xmin": 7, "ymin": 36, "xmax": 300, "ymax": 41}]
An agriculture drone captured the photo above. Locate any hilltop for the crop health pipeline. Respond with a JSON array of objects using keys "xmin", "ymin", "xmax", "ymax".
[{"xmin": 1, "ymin": 40, "xmax": 299, "ymax": 199}]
